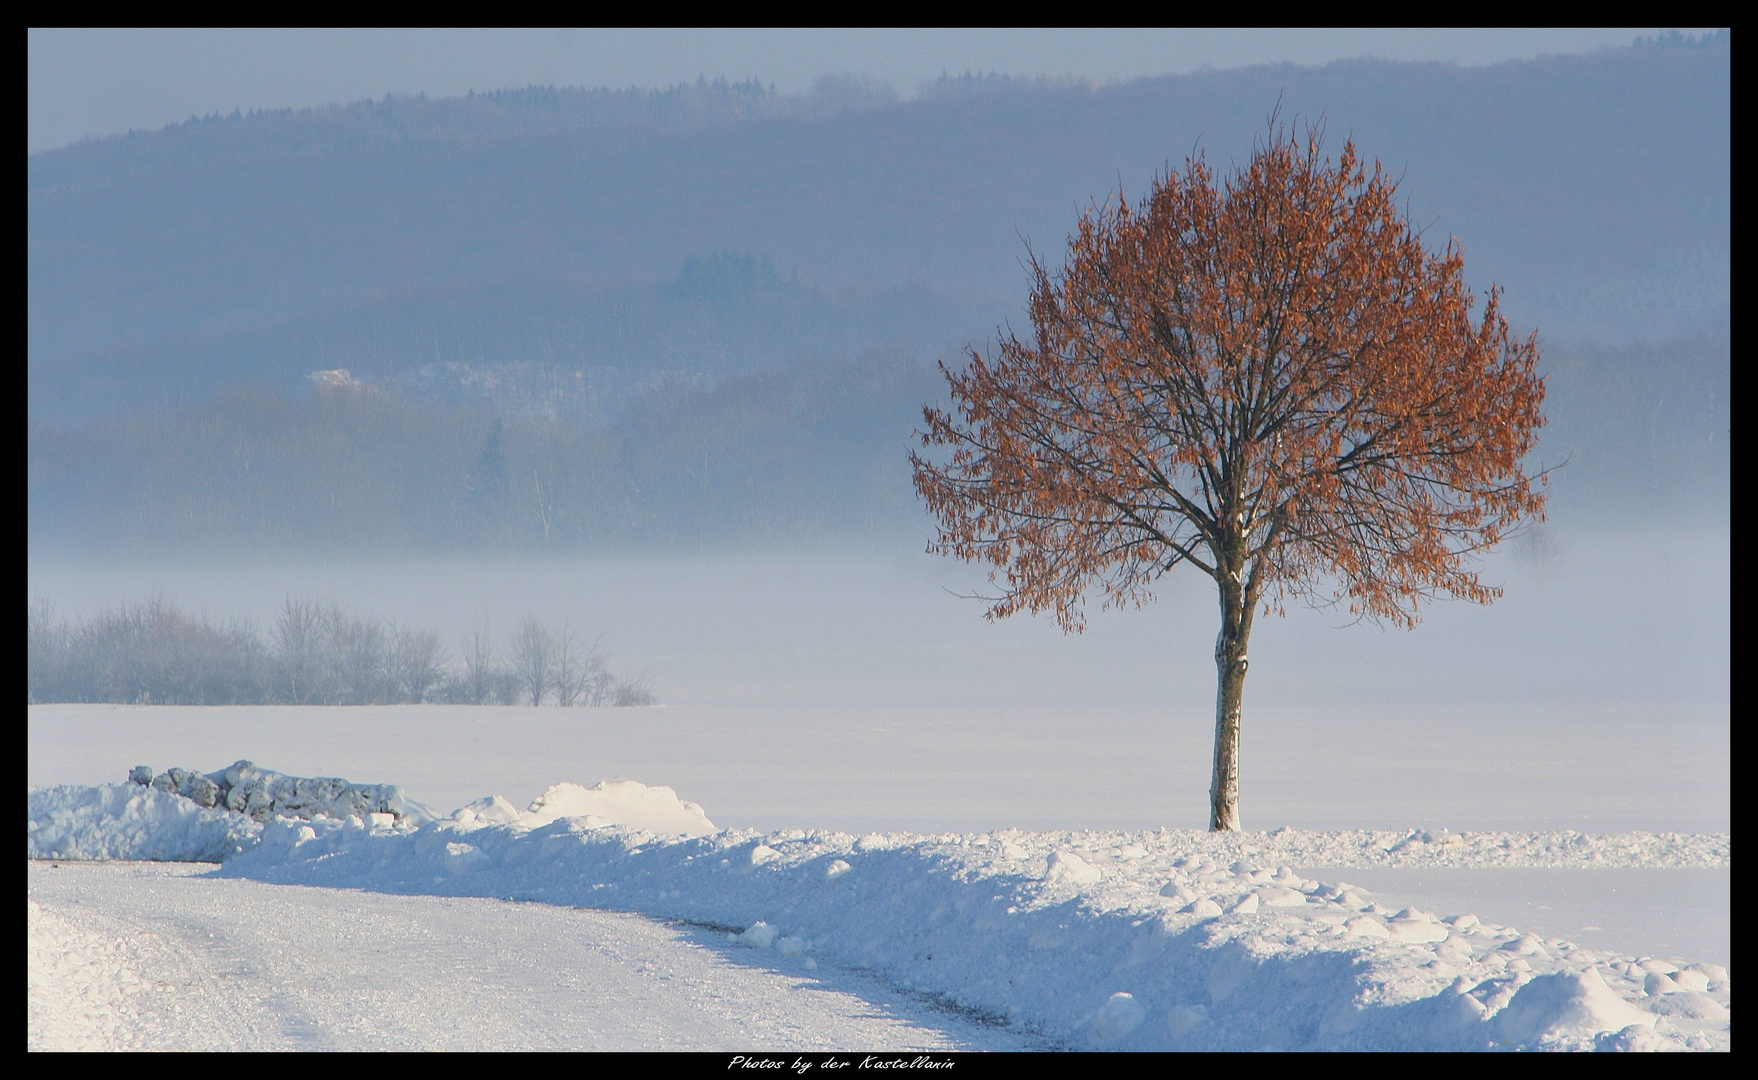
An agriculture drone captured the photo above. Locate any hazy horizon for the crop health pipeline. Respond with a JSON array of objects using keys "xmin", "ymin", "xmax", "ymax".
[{"xmin": 28, "ymin": 516, "xmax": 1730, "ymax": 712}]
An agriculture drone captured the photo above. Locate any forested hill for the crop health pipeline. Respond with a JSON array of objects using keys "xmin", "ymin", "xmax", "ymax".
[{"xmin": 28, "ymin": 35, "xmax": 1728, "ymax": 425}]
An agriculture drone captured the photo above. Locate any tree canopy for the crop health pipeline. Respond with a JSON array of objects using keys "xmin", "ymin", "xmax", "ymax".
[{"xmin": 913, "ymin": 126, "xmax": 1549, "ymax": 829}]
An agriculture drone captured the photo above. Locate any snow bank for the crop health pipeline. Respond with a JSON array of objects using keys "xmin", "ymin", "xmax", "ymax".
[
  {"xmin": 27, "ymin": 760, "xmax": 433, "ymax": 861},
  {"xmin": 27, "ymin": 772, "xmax": 1731, "ymax": 1050},
  {"xmin": 27, "ymin": 784, "xmax": 261, "ymax": 862},
  {"xmin": 1495, "ymin": 968, "xmax": 1656, "ymax": 1049},
  {"xmin": 211, "ymin": 801, "xmax": 1729, "ymax": 1051},
  {"xmin": 26, "ymin": 771, "xmax": 708, "ymax": 862}
]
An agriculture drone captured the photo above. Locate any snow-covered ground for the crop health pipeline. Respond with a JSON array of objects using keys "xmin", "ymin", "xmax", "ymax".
[
  {"xmin": 28, "ymin": 698, "xmax": 1731, "ymax": 973},
  {"xmin": 29, "ymin": 860, "xmax": 1033, "ymax": 1051},
  {"xmin": 28, "ymin": 771, "xmax": 1731, "ymax": 1051}
]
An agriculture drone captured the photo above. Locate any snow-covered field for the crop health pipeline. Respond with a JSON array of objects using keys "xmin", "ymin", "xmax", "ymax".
[
  {"xmin": 28, "ymin": 537, "xmax": 1729, "ymax": 1050},
  {"xmin": 27, "ymin": 700, "xmax": 1732, "ymax": 837}
]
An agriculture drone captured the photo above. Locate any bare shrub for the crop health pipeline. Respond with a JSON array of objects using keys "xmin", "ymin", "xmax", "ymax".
[
  {"xmin": 387, "ymin": 622, "xmax": 445, "ymax": 704},
  {"xmin": 27, "ymin": 596, "xmax": 65, "ymax": 704},
  {"xmin": 457, "ymin": 617, "xmax": 499, "ymax": 704},
  {"xmin": 554, "ymin": 620, "xmax": 610, "ymax": 707},
  {"xmin": 609, "ymin": 673, "xmax": 657, "ymax": 707},
  {"xmin": 273, "ymin": 598, "xmax": 330, "ymax": 705},
  {"xmin": 509, "ymin": 616, "xmax": 555, "ymax": 706},
  {"xmin": 271, "ymin": 600, "xmax": 393, "ymax": 704},
  {"xmin": 324, "ymin": 606, "xmax": 389, "ymax": 705},
  {"xmin": 49, "ymin": 598, "xmax": 266, "ymax": 705}
]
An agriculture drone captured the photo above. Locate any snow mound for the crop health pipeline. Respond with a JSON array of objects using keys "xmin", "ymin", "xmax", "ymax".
[
  {"xmin": 1496, "ymin": 968, "xmax": 1655, "ymax": 1048},
  {"xmin": 1046, "ymin": 849, "xmax": 1102, "ymax": 885},
  {"xmin": 443, "ymin": 780, "xmax": 718, "ymax": 837},
  {"xmin": 1090, "ymin": 992, "xmax": 1147, "ymax": 1043},
  {"xmin": 520, "ymin": 780, "xmax": 717, "ymax": 837},
  {"xmin": 27, "ymin": 783, "xmax": 261, "ymax": 862},
  {"xmin": 1647, "ymin": 992, "xmax": 1729, "ymax": 1022},
  {"xmin": 453, "ymin": 795, "xmax": 524, "ymax": 827}
]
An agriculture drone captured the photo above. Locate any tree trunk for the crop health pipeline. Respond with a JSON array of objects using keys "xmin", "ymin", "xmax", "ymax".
[{"xmin": 1210, "ymin": 577, "xmax": 1253, "ymax": 831}]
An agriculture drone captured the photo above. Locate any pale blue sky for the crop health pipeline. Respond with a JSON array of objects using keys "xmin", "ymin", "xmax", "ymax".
[{"xmin": 27, "ymin": 28, "xmax": 1704, "ymax": 154}]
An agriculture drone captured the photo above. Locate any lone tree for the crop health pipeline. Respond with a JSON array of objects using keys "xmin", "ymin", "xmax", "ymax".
[{"xmin": 911, "ymin": 127, "xmax": 1547, "ymax": 830}]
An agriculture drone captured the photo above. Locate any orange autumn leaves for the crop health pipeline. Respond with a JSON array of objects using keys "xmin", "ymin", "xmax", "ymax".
[{"xmin": 911, "ymin": 130, "xmax": 1547, "ymax": 632}]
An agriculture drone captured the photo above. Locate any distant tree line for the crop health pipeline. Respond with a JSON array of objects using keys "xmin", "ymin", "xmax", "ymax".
[
  {"xmin": 29, "ymin": 351, "xmax": 949, "ymax": 555},
  {"xmin": 28, "ymin": 254, "xmax": 988, "ymax": 427},
  {"xmin": 54, "ymin": 75, "xmax": 899, "ymax": 163},
  {"xmin": 27, "ymin": 597, "xmax": 654, "ymax": 707}
]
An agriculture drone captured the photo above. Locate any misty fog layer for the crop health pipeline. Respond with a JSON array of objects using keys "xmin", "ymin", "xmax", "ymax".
[
  {"xmin": 27, "ymin": 333, "xmax": 1728, "ymax": 555},
  {"xmin": 28, "ymin": 521, "xmax": 1727, "ymax": 712}
]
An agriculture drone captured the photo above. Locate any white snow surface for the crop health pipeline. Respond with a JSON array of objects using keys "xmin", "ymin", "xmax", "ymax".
[
  {"xmin": 28, "ymin": 777, "xmax": 716, "ymax": 861},
  {"xmin": 27, "ymin": 775, "xmax": 1731, "ymax": 1051},
  {"xmin": 29, "ymin": 861, "xmax": 1028, "ymax": 1051},
  {"xmin": 27, "ymin": 784, "xmax": 261, "ymax": 863},
  {"xmin": 27, "ymin": 761, "xmax": 436, "ymax": 863},
  {"xmin": 516, "ymin": 780, "xmax": 717, "ymax": 836}
]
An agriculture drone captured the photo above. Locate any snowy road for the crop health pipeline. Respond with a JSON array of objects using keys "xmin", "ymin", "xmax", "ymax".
[{"xmin": 27, "ymin": 861, "xmax": 1034, "ymax": 1052}]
